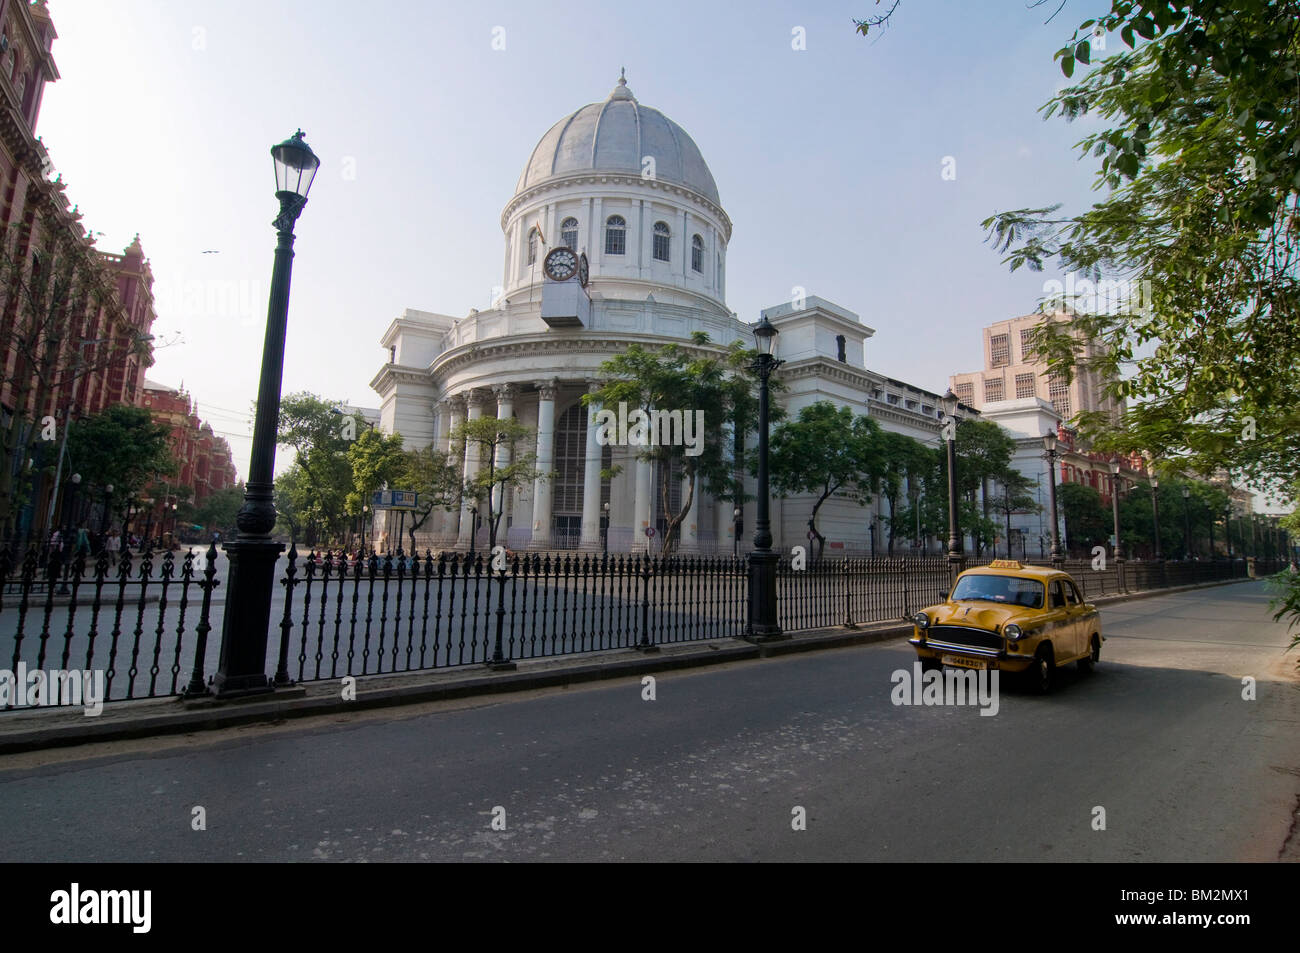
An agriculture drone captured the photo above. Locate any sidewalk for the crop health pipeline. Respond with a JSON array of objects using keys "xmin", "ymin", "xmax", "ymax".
[{"xmin": 0, "ymin": 575, "xmax": 1261, "ymax": 754}]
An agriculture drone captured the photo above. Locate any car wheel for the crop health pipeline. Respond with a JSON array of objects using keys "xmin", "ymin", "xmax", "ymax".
[
  {"xmin": 1029, "ymin": 646, "xmax": 1055, "ymax": 694},
  {"xmin": 920, "ymin": 656, "xmax": 942, "ymax": 674},
  {"xmin": 1077, "ymin": 635, "xmax": 1100, "ymax": 674}
]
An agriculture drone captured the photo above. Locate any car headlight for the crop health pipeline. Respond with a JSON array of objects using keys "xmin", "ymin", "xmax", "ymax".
[
  {"xmin": 913, "ymin": 612, "xmax": 930, "ymax": 629},
  {"xmin": 1003, "ymin": 623, "xmax": 1023, "ymax": 640}
]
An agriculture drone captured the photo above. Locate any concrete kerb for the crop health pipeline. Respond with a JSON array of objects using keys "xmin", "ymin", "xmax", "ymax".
[{"xmin": 0, "ymin": 574, "xmax": 1264, "ymax": 755}]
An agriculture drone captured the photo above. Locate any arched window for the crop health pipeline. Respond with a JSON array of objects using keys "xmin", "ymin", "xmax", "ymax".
[
  {"xmin": 560, "ymin": 217, "xmax": 578, "ymax": 251},
  {"xmin": 652, "ymin": 221, "xmax": 670, "ymax": 262},
  {"xmin": 691, "ymin": 234, "xmax": 704, "ymax": 272},
  {"xmin": 605, "ymin": 216, "xmax": 626, "ymax": 255},
  {"xmin": 527, "ymin": 227, "xmax": 539, "ymax": 265}
]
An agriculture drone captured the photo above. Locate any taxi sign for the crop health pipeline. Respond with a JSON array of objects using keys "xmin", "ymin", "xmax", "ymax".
[{"xmin": 987, "ymin": 559, "xmax": 1023, "ymax": 569}]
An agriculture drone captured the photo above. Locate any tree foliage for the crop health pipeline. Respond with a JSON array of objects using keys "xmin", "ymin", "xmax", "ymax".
[
  {"xmin": 586, "ymin": 332, "xmax": 762, "ymax": 555},
  {"xmin": 770, "ymin": 401, "xmax": 883, "ymax": 561},
  {"xmin": 453, "ymin": 416, "xmax": 539, "ymax": 550},
  {"xmin": 980, "ymin": 0, "xmax": 1300, "ymax": 493}
]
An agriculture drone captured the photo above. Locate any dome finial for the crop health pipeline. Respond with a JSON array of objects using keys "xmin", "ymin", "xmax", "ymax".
[{"xmin": 610, "ymin": 68, "xmax": 635, "ymax": 101}]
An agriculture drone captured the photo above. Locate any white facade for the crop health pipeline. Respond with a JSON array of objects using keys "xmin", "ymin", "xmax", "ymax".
[{"xmin": 370, "ymin": 75, "xmax": 953, "ymax": 554}]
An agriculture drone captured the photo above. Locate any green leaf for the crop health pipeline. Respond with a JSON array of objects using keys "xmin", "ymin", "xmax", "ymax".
[{"xmin": 1061, "ymin": 54, "xmax": 1075, "ymax": 78}]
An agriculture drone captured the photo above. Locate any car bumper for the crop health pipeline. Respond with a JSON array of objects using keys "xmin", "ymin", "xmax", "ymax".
[{"xmin": 909, "ymin": 636, "xmax": 1037, "ymax": 673}]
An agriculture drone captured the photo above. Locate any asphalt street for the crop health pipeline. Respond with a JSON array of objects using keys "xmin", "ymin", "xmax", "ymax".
[{"xmin": 0, "ymin": 579, "xmax": 1296, "ymax": 861}]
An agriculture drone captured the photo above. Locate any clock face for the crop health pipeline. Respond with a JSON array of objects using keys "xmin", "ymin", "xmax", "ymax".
[
  {"xmin": 544, "ymin": 247, "xmax": 578, "ymax": 282},
  {"xmin": 578, "ymin": 252, "xmax": 589, "ymax": 288}
]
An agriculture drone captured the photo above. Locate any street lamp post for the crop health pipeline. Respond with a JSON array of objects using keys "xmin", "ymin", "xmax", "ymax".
[
  {"xmin": 601, "ymin": 501, "xmax": 610, "ymax": 556},
  {"xmin": 747, "ymin": 315, "xmax": 784, "ymax": 641},
  {"xmin": 940, "ymin": 389, "xmax": 964, "ymax": 583},
  {"xmin": 211, "ymin": 130, "xmax": 320, "ymax": 699},
  {"xmin": 1108, "ymin": 459, "xmax": 1126, "ymax": 590},
  {"xmin": 1043, "ymin": 430, "xmax": 1064, "ymax": 569},
  {"xmin": 1182, "ymin": 484, "xmax": 1192, "ymax": 559},
  {"xmin": 733, "ymin": 506, "xmax": 741, "ymax": 559}
]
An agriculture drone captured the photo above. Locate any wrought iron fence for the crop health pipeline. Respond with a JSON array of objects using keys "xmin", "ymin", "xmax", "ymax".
[{"xmin": 0, "ymin": 542, "xmax": 1282, "ymax": 711}]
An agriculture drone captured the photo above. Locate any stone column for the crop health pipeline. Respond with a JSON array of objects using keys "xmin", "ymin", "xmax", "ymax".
[
  {"xmin": 531, "ymin": 379, "xmax": 558, "ymax": 549},
  {"xmin": 490, "ymin": 384, "xmax": 516, "ymax": 543},
  {"xmin": 457, "ymin": 390, "xmax": 486, "ymax": 549},
  {"xmin": 442, "ymin": 395, "xmax": 466, "ymax": 541},
  {"xmin": 634, "ymin": 453, "xmax": 653, "ymax": 554},
  {"xmin": 580, "ymin": 381, "xmax": 603, "ymax": 550}
]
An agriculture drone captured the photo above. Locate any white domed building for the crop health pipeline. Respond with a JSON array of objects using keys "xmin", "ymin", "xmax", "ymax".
[{"xmin": 370, "ymin": 74, "xmax": 954, "ymax": 554}]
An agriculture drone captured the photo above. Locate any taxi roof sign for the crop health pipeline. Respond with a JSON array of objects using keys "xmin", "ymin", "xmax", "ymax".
[{"xmin": 987, "ymin": 559, "xmax": 1023, "ymax": 569}]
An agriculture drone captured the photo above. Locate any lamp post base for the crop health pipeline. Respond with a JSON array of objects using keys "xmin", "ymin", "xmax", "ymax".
[
  {"xmin": 211, "ymin": 536, "xmax": 284, "ymax": 699},
  {"xmin": 746, "ymin": 550, "xmax": 785, "ymax": 641}
]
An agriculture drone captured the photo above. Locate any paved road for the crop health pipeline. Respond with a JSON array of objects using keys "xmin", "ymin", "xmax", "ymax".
[{"xmin": 0, "ymin": 580, "xmax": 1296, "ymax": 861}]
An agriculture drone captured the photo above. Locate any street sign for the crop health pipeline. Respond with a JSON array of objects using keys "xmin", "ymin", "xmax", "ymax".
[
  {"xmin": 645, "ymin": 526, "xmax": 655, "ymax": 537},
  {"xmin": 371, "ymin": 489, "xmax": 420, "ymax": 510}
]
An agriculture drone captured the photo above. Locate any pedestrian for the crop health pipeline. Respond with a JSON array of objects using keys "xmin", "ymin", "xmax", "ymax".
[{"xmin": 105, "ymin": 531, "xmax": 121, "ymax": 566}]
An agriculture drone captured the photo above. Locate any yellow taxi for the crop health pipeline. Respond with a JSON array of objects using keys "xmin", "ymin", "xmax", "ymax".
[{"xmin": 908, "ymin": 560, "xmax": 1103, "ymax": 693}]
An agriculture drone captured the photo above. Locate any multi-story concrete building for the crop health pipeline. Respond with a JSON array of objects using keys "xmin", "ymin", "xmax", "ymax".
[{"xmin": 949, "ymin": 311, "xmax": 1122, "ymax": 425}]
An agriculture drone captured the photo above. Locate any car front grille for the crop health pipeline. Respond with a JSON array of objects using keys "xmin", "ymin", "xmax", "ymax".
[{"xmin": 926, "ymin": 626, "xmax": 1004, "ymax": 651}]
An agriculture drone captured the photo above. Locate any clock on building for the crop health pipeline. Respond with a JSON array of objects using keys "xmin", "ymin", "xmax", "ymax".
[
  {"xmin": 544, "ymin": 247, "xmax": 578, "ymax": 282},
  {"xmin": 578, "ymin": 252, "xmax": 589, "ymax": 288}
]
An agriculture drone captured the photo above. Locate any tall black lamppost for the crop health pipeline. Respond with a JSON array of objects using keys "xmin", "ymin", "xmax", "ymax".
[
  {"xmin": 601, "ymin": 501, "xmax": 610, "ymax": 556},
  {"xmin": 1108, "ymin": 459, "xmax": 1125, "ymax": 588},
  {"xmin": 940, "ymin": 389, "xmax": 964, "ymax": 582},
  {"xmin": 1181, "ymin": 484, "xmax": 1193, "ymax": 559},
  {"xmin": 733, "ymin": 506, "xmax": 741, "ymax": 559},
  {"xmin": 1225, "ymin": 499, "xmax": 1235, "ymax": 558},
  {"xmin": 1149, "ymin": 476, "xmax": 1162, "ymax": 560},
  {"xmin": 747, "ymin": 315, "xmax": 783, "ymax": 641},
  {"xmin": 1043, "ymin": 430, "xmax": 1064, "ymax": 568},
  {"xmin": 211, "ymin": 130, "xmax": 320, "ymax": 699}
]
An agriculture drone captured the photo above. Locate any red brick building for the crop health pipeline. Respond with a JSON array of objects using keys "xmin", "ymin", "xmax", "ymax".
[
  {"xmin": 140, "ymin": 379, "xmax": 237, "ymax": 514},
  {"xmin": 0, "ymin": 1, "xmax": 159, "ymax": 541}
]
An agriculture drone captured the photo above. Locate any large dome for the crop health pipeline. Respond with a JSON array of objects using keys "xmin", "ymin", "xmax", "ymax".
[{"xmin": 514, "ymin": 73, "xmax": 720, "ymax": 205}]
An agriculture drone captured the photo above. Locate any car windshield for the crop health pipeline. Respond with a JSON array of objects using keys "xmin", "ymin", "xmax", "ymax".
[{"xmin": 950, "ymin": 574, "xmax": 1044, "ymax": 609}]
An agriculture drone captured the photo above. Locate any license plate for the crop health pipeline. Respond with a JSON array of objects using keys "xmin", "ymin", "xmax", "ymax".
[{"xmin": 942, "ymin": 654, "xmax": 988, "ymax": 670}]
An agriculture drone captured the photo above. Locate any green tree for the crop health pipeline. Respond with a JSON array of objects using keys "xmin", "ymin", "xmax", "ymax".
[
  {"xmin": 586, "ymin": 332, "xmax": 761, "ymax": 555},
  {"xmin": 769, "ymin": 401, "xmax": 882, "ymax": 562},
  {"xmin": 453, "ymin": 416, "xmax": 539, "ymax": 551},
  {"xmin": 65, "ymin": 405, "xmax": 175, "ymax": 529},
  {"xmin": 346, "ymin": 428, "xmax": 408, "ymax": 520},
  {"xmin": 276, "ymin": 392, "xmax": 355, "ymax": 545},
  {"xmin": 989, "ymin": 469, "xmax": 1040, "ymax": 559},
  {"xmin": 393, "ymin": 446, "xmax": 461, "ymax": 555},
  {"xmin": 1058, "ymin": 482, "xmax": 1110, "ymax": 555},
  {"xmin": 193, "ymin": 486, "xmax": 244, "ymax": 538},
  {"xmin": 874, "ymin": 430, "xmax": 932, "ymax": 555},
  {"xmin": 979, "ymin": 0, "xmax": 1300, "ymax": 494}
]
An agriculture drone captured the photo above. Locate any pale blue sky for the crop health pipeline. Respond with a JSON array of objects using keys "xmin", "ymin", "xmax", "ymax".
[{"xmin": 37, "ymin": 0, "xmax": 1105, "ymax": 478}]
